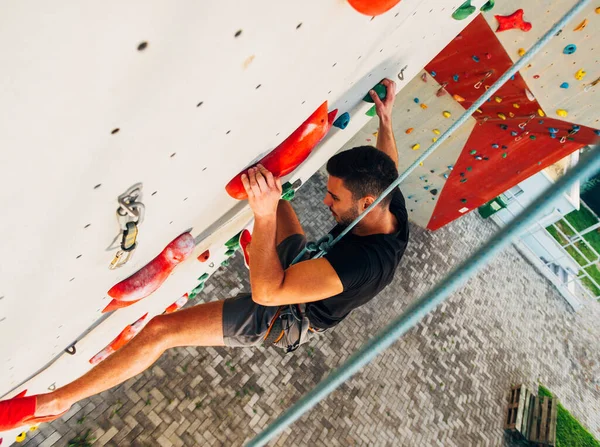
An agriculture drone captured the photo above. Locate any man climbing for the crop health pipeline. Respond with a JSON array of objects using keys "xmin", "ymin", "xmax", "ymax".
[{"xmin": 0, "ymin": 78, "xmax": 409, "ymax": 430}]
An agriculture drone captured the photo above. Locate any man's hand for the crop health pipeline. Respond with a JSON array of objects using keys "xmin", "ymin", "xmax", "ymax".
[
  {"xmin": 369, "ymin": 78, "xmax": 396, "ymax": 125},
  {"xmin": 241, "ymin": 164, "xmax": 282, "ymax": 219}
]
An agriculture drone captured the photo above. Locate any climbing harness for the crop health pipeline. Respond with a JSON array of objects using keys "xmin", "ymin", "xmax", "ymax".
[
  {"xmin": 247, "ymin": 3, "xmax": 596, "ymax": 443},
  {"xmin": 263, "ymin": 304, "xmax": 314, "ymax": 353},
  {"xmin": 109, "ymin": 183, "xmax": 145, "ymax": 269}
]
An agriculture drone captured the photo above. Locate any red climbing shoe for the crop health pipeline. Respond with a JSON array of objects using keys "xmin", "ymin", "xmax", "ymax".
[
  {"xmin": 0, "ymin": 395, "xmax": 66, "ymax": 431},
  {"xmin": 239, "ymin": 229, "xmax": 252, "ymax": 269}
]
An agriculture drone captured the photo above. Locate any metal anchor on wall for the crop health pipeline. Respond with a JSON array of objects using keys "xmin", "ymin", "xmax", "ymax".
[{"xmin": 108, "ymin": 183, "xmax": 145, "ymax": 269}]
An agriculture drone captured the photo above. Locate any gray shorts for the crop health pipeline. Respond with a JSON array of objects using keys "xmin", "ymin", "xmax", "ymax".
[{"xmin": 222, "ymin": 234, "xmax": 315, "ymax": 347}]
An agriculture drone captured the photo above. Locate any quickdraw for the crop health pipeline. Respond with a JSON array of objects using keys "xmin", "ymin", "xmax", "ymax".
[
  {"xmin": 109, "ymin": 183, "xmax": 145, "ymax": 269},
  {"xmin": 474, "ymin": 71, "xmax": 493, "ymax": 89}
]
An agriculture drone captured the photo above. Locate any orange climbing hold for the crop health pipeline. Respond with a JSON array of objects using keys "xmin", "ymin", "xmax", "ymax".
[
  {"xmin": 226, "ymin": 102, "xmax": 335, "ymax": 200},
  {"xmin": 497, "ymin": 113, "xmax": 507, "ymax": 120},
  {"xmin": 518, "ymin": 48, "xmax": 526, "ymax": 57},
  {"xmin": 453, "ymin": 94, "xmax": 465, "ymax": 102},
  {"xmin": 347, "ymin": 0, "xmax": 401, "ymax": 16},
  {"xmin": 164, "ymin": 294, "xmax": 189, "ymax": 314},
  {"xmin": 573, "ymin": 19, "xmax": 588, "ymax": 31},
  {"xmin": 420, "ymin": 103, "xmax": 428, "ymax": 109},
  {"xmin": 89, "ymin": 313, "xmax": 150, "ymax": 365},
  {"xmin": 405, "ymin": 128, "xmax": 414, "ymax": 134}
]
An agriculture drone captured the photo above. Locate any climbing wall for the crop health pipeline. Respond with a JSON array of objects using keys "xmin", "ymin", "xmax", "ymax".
[
  {"xmin": 0, "ymin": 0, "xmax": 493, "ymax": 443},
  {"xmin": 342, "ymin": 0, "xmax": 599, "ymax": 230}
]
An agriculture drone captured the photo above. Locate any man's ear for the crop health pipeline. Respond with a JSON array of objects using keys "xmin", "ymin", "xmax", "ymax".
[{"xmin": 362, "ymin": 196, "xmax": 376, "ymax": 210}]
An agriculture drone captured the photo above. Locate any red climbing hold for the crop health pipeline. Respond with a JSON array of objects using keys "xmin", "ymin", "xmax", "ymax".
[
  {"xmin": 347, "ymin": 0, "xmax": 401, "ymax": 16},
  {"xmin": 495, "ymin": 9, "xmax": 532, "ymax": 32},
  {"xmin": 106, "ymin": 232, "xmax": 195, "ymax": 305},
  {"xmin": 226, "ymin": 102, "xmax": 336, "ymax": 200},
  {"xmin": 197, "ymin": 250, "xmax": 210, "ymax": 262},
  {"xmin": 164, "ymin": 294, "xmax": 189, "ymax": 315},
  {"xmin": 89, "ymin": 313, "xmax": 150, "ymax": 365},
  {"xmin": 102, "ymin": 298, "xmax": 141, "ymax": 313}
]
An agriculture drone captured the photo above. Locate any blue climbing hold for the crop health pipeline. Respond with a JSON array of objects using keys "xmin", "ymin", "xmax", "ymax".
[
  {"xmin": 453, "ymin": 74, "xmax": 459, "ymax": 82},
  {"xmin": 472, "ymin": 55, "xmax": 480, "ymax": 63},
  {"xmin": 563, "ymin": 44, "xmax": 577, "ymax": 55},
  {"xmin": 511, "ymin": 131, "xmax": 518, "ymax": 136},
  {"xmin": 560, "ymin": 82, "xmax": 569, "ymax": 89},
  {"xmin": 538, "ymin": 120, "xmax": 544, "ymax": 125},
  {"xmin": 510, "ymin": 75, "xmax": 515, "ymax": 81},
  {"xmin": 424, "ymin": 186, "xmax": 430, "ymax": 190},
  {"xmin": 443, "ymin": 174, "xmax": 449, "ymax": 179},
  {"xmin": 550, "ymin": 133, "xmax": 556, "ymax": 139},
  {"xmin": 431, "ymin": 71, "xmax": 437, "ymax": 77},
  {"xmin": 414, "ymin": 97, "xmax": 420, "ymax": 104},
  {"xmin": 502, "ymin": 145, "xmax": 508, "ymax": 149},
  {"xmin": 548, "ymin": 127, "xmax": 558, "ymax": 134},
  {"xmin": 333, "ymin": 112, "xmax": 350, "ymax": 130},
  {"xmin": 595, "ymin": 130, "xmax": 600, "ymax": 136},
  {"xmin": 447, "ymin": 165, "xmax": 454, "ymax": 170},
  {"xmin": 419, "ymin": 176, "xmax": 426, "ymax": 181},
  {"xmin": 491, "ymin": 143, "xmax": 499, "ymax": 148},
  {"xmin": 500, "ymin": 125, "xmax": 508, "ymax": 130}
]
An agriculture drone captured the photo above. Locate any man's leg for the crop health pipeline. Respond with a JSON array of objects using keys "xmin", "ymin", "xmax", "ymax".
[{"xmin": 34, "ymin": 300, "xmax": 224, "ymax": 417}]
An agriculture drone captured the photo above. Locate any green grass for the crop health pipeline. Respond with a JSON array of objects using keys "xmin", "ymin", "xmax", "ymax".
[
  {"xmin": 538, "ymin": 385, "xmax": 600, "ymax": 447},
  {"xmin": 565, "ymin": 206, "xmax": 599, "ymax": 232}
]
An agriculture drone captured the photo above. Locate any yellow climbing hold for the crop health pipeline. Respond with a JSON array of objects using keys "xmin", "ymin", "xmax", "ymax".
[
  {"xmin": 405, "ymin": 128, "xmax": 414, "ymax": 134},
  {"xmin": 443, "ymin": 111, "xmax": 451, "ymax": 118},
  {"xmin": 537, "ymin": 108, "xmax": 545, "ymax": 117},
  {"xmin": 30, "ymin": 426, "xmax": 39, "ymax": 432},
  {"xmin": 575, "ymin": 69, "xmax": 586, "ymax": 81},
  {"xmin": 432, "ymin": 138, "xmax": 438, "ymax": 143},
  {"xmin": 420, "ymin": 103, "xmax": 428, "ymax": 109},
  {"xmin": 433, "ymin": 129, "xmax": 441, "ymax": 135},
  {"xmin": 476, "ymin": 108, "xmax": 483, "ymax": 114},
  {"xmin": 373, "ymin": 131, "xmax": 378, "ymax": 137},
  {"xmin": 509, "ymin": 112, "xmax": 515, "ymax": 118},
  {"xmin": 419, "ymin": 162, "xmax": 424, "ymax": 166},
  {"xmin": 596, "ymin": 6, "xmax": 600, "ymax": 13},
  {"xmin": 16, "ymin": 432, "xmax": 27, "ymax": 443},
  {"xmin": 512, "ymin": 103, "xmax": 520, "ymax": 109},
  {"xmin": 518, "ymin": 48, "xmax": 526, "ymax": 57},
  {"xmin": 497, "ymin": 113, "xmax": 506, "ymax": 120},
  {"xmin": 556, "ymin": 109, "xmax": 568, "ymax": 117},
  {"xmin": 573, "ymin": 18, "xmax": 588, "ymax": 31},
  {"xmin": 453, "ymin": 94, "xmax": 465, "ymax": 102},
  {"xmin": 494, "ymin": 96, "xmax": 502, "ymax": 103},
  {"xmin": 412, "ymin": 144, "xmax": 421, "ymax": 151}
]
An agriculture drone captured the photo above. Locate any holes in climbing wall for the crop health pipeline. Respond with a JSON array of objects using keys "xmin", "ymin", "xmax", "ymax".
[
  {"xmin": 332, "ymin": 62, "xmax": 337, "ymax": 68},
  {"xmin": 256, "ymin": 84, "xmax": 261, "ymax": 89},
  {"xmin": 202, "ymin": 167, "xmax": 207, "ymax": 172},
  {"xmin": 197, "ymin": 101, "xmax": 204, "ymax": 107},
  {"xmin": 183, "ymin": 197, "xmax": 188, "ymax": 202},
  {"xmin": 111, "ymin": 128, "xmax": 120, "ymax": 135},
  {"xmin": 234, "ymin": 30, "xmax": 242, "ymax": 38},
  {"xmin": 226, "ymin": 130, "xmax": 231, "ymax": 135},
  {"xmin": 76, "ymin": 255, "xmax": 82, "ymax": 259},
  {"xmin": 170, "ymin": 152, "xmax": 176, "ymax": 158},
  {"xmin": 137, "ymin": 41, "xmax": 148, "ymax": 51},
  {"xmin": 152, "ymin": 191, "xmax": 158, "ymax": 196},
  {"xmin": 84, "ymin": 224, "xmax": 91, "ymax": 229},
  {"xmin": 296, "ymin": 22, "xmax": 303, "ymax": 30},
  {"xmin": 94, "ymin": 184, "xmax": 102, "ymax": 190},
  {"xmin": 69, "ymin": 277, "xmax": 75, "ymax": 282}
]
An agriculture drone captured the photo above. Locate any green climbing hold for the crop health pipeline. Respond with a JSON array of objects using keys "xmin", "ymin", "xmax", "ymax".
[
  {"xmin": 281, "ymin": 181, "xmax": 296, "ymax": 201},
  {"xmin": 198, "ymin": 273, "xmax": 209, "ymax": 282},
  {"xmin": 529, "ymin": 135, "xmax": 536, "ymax": 140},
  {"xmin": 461, "ymin": 198, "xmax": 467, "ymax": 203},
  {"xmin": 366, "ymin": 105, "xmax": 377, "ymax": 117},
  {"xmin": 225, "ymin": 248, "xmax": 236, "ymax": 257},
  {"xmin": 363, "ymin": 83, "xmax": 387, "ymax": 103},
  {"xmin": 466, "ymin": 166, "xmax": 473, "ymax": 172},
  {"xmin": 221, "ymin": 260, "xmax": 230, "ymax": 267},
  {"xmin": 224, "ymin": 232, "xmax": 242, "ymax": 250},
  {"xmin": 502, "ymin": 152, "xmax": 508, "ymax": 158},
  {"xmin": 480, "ymin": 0, "xmax": 495, "ymax": 12},
  {"xmin": 470, "ymin": 149, "xmax": 477, "ymax": 155},
  {"xmin": 452, "ymin": 0, "xmax": 476, "ymax": 20},
  {"xmin": 460, "ymin": 178, "xmax": 468, "ymax": 183},
  {"xmin": 191, "ymin": 282, "xmax": 205, "ymax": 295}
]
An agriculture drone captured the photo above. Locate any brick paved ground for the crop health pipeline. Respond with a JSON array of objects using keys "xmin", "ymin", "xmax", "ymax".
[{"xmin": 20, "ymin": 172, "xmax": 600, "ymax": 447}]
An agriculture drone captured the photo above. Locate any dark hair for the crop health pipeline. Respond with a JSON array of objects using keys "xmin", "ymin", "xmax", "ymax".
[{"xmin": 326, "ymin": 146, "xmax": 398, "ymax": 207}]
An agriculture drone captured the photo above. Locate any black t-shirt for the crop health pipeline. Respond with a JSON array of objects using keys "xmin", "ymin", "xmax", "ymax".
[{"xmin": 305, "ymin": 188, "xmax": 409, "ymax": 329}]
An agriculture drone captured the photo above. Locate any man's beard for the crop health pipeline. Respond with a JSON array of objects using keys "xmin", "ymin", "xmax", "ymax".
[{"xmin": 336, "ymin": 205, "xmax": 360, "ymax": 228}]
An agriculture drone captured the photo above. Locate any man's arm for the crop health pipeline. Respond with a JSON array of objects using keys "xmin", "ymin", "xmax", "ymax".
[
  {"xmin": 370, "ymin": 78, "xmax": 399, "ymax": 169},
  {"xmin": 242, "ymin": 165, "xmax": 344, "ymax": 306}
]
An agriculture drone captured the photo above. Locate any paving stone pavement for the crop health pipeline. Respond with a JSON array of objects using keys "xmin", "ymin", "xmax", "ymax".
[{"xmin": 20, "ymin": 171, "xmax": 600, "ymax": 447}]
